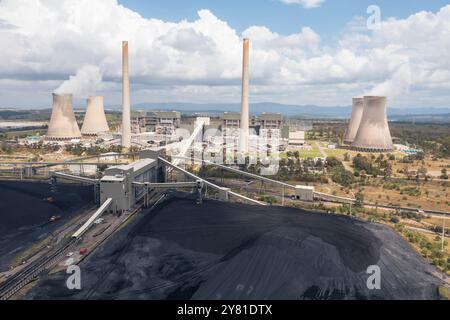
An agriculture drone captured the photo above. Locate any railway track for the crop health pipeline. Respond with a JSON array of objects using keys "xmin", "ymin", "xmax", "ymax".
[
  {"xmin": 0, "ymin": 237, "xmax": 78, "ymax": 300},
  {"xmin": 0, "ymin": 189, "xmax": 165, "ymax": 300}
]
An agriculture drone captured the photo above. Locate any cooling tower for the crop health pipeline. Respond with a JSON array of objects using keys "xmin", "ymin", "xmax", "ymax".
[
  {"xmin": 81, "ymin": 96, "xmax": 109, "ymax": 136},
  {"xmin": 239, "ymin": 38, "xmax": 250, "ymax": 153},
  {"xmin": 351, "ymin": 96, "xmax": 394, "ymax": 152},
  {"xmin": 46, "ymin": 93, "xmax": 81, "ymax": 141},
  {"xmin": 343, "ymin": 97, "xmax": 364, "ymax": 144}
]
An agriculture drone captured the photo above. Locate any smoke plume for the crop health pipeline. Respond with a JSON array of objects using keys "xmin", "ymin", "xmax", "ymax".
[
  {"xmin": 367, "ymin": 63, "xmax": 412, "ymax": 99},
  {"xmin": 55, "ymin": 65, "xmax": 102, "ymax": 98}
]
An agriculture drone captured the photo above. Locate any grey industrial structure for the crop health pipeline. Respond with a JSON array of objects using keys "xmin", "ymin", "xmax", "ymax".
[
  {"xmin": 350, "ymin": 96, "xmax": 394, "ymax": 152},
  {"xmin": 100, "ymin": 158, "xmax": 159, "ymax": 213},
  {"xmin": 46, "ymin": 93, "xmax": 81, "ymax": 141},
  {"xmin": 132, "ymin": 111, "xmax": 181, "ymax": 134},
  {"xmin": 222, "ymin": 112, "xmax": 288, "ymax": 139}
]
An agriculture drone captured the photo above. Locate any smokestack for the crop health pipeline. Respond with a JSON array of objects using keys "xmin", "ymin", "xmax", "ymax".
[
  {"xmin": 239, "ymin": 38, "xmax": 250, "ymax": 153},
  {"xmin": 121, "ymin": 41, "xmax": 131, "ymax": 148},
  {"xmin": 81, "ymin": 96, "xmax": 109, "ymax": 136},
  {"xmin": 46, "ymin": 93, "xmax": 81, "ymax": 141},
  {"xmin": 343, "ymin": 97, "xmax": 364, "ymax": 145},
  {"xmin": 351, "ymin": 96, "xmax": 394, "ymax": 152}
]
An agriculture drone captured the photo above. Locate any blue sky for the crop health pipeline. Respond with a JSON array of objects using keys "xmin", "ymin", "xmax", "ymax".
[
  {"xmin": 119, "ymin": 0, "xmax": 450, "ymax": 39},
  {"xmin": 0, "ymin": 0, "xmax": 450, "ymax": 108}
]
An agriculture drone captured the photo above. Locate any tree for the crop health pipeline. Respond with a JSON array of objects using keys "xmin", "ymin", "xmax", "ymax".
[
  {"xmin": 418, "ymin": 166, "xmax": 428, "ymax": 179},
  {"xmin": 344, "ymin": 152, "xmax": 350, "ymax": 162},
  {"xmin": 326, "ymin": 156, "xmax": 342, "ymax": 169},
  {"xmin": 355, "ymin": 190, "xmax": 364, "ymax": 208},
  {"xmin": 316, "ymin": 158, "xmax": 323, "ymax": 169},
  {"xmin": 383, "ymin": 162, "xmax": 393, "ymax": 179},
  {"xmin": 440, "ymin": 168, "xmax": 448, "ymax": 180},
  {"xmin": 332, "ymin": 168, "xmax": 355, "ymax": 188}
]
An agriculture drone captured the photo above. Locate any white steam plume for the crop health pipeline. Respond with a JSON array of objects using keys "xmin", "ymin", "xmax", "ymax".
[
  {"xmin": 366, "ymin": 63, "xmax": 412, "ymax": 99},
  {"xmin": 55, "ymin": 65, "xmax": 102, "ymax": 98}
]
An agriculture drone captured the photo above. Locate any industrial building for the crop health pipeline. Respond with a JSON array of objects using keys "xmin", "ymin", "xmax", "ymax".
[
  {"xmin": 222, "ymin": 112, "xmax": 241, "ymax": 137},
  {"xmin": 351, "ymin": 96, "xmax": 394, "ymax": 152},
  {"xmin": 81, "ymin": 96, "xmax": 109, "ymax": 136},
  {"xmin": 131, "ymin": 111, "xmax": 181, "ymax": 134},
  {"xmin": 222, "ymin": 112, "xmax": 287, "ymax": 139},
  {"xmin": 258, "ymin": 113, "xmax": 285, "ymax": 140},
  {"xmin": 46, "ymin": 93, "xmax": 81, "ymax": 141},
  {"xmin": 288, "ymin": 131, "xmax": 305, "ymax": 146},
  {"xmin": 100, "ymin": 158, "xmax": 159, "ymax": 213}
]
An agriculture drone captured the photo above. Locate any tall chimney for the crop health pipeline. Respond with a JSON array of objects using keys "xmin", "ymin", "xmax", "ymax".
[
  {"xmin": 122, "ymin": 41, "xmax": 131, "ymax": 148},
  {"xmin": 239, "ymin": 38, "xmax": 250, "ymax": 153}
]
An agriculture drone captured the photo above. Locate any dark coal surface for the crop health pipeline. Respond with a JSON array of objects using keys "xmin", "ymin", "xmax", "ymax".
[
  {"xmin": 0, "ymin": 180, "xmax": 94, "ymax": 271},
  {"xmin": 26, "ymin": 195, "xmax": 442, "ymax": 300}
]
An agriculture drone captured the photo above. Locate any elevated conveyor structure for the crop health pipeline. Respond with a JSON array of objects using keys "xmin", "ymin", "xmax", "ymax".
[
  {"xmin": 72, "ymin": 198, "xmax": 113, "ymax": 238},
  {"xmin": 158, "ymin": 156, "xmax": 266, "ymax": 205}
]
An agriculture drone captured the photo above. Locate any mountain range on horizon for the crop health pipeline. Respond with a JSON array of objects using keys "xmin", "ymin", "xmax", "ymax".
[
  {"xmin": 126, "ymin": 102, "xmax": 450, "ymax": 119},
  {"xmin": 1, "ymin": 102, "xmax": 450, "ymax": 121}
]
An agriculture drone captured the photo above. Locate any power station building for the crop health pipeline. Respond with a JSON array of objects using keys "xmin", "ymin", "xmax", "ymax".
[
  {"xmin": 81, "ymin": 96, "xmax": 109, "ymax": 136},
  {"xmin": 46, "ymin": 93, "xmax": 81, "ymax": 141},
  {"xmin": 100, "ymin": 158, "xmax": 160, "ymax": 213},
  {"xmin": 131, "ymin": 111, "xmax": 181, "ymax": 134},
  {"xmin": 221, "ymin": 112, "xmax": 286, "ymax": 139},
  {"xmin": 259, "ymin": 113, "xmax": 284, "ymax": 140},
  {"xmin": 350, "ymin": 96, "xmax": 394, "ymax": 152},
  {"xmin": 222, "ymin": 112, "xmax": 241, "ymax": 137}
]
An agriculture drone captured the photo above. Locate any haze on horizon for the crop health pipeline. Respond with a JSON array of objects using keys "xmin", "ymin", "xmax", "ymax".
[{"xmin": 0, "ymin": 0, "xmax": 449, "ymax": 109}]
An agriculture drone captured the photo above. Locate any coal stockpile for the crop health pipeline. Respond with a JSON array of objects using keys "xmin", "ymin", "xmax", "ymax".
[
  {"xmin": 0, "ymin": 180, "xmax": 94, "ymax": 271},
  {"xmin": 27, "ymin": 195, "xmax": 442, "ymax": 300}
]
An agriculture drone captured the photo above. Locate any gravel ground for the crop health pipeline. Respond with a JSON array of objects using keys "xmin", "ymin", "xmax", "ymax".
[
  {"xmin": 27, "ymin": 194, "xmax": 442, "ymax": 300},
  {"xmin": 0, "ymin": 180, "xmax": 94, "ymax": 271}
]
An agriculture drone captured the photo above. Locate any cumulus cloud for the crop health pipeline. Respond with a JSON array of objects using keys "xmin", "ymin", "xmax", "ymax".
[
  {"xmin": 55, "ymin": 65, "xmax": 103, "ymax": 98},
  {"xmin": 367, "ymin": 63, "xmax": 412, "ymax": 100},
  {"xmin": 280, "ymin": 0, "xmax": 325, "ymax": 9},
  {"xmin": 0, "ymin": 0, "xmax": 449, "ymax": 108}
]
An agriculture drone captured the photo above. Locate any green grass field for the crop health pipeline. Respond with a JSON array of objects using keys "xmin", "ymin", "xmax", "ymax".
[{"xmin": 5, "ymin": 128, "xmax": 46, "ymax": 139}]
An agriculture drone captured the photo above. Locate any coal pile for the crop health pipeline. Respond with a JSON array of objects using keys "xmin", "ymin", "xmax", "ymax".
[
  {"xmin": 0, "ymin": 180, "xmax": 94, "ymax": 271},
  {"xmin": 27, "ymin": 195, "xmax": 442, "ymax": 300}
]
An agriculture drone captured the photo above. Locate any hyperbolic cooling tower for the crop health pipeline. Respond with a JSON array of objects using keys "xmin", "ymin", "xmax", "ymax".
[
  {"xmin": 46, "ymin": 93, "xmax": 81, "ymax": 141},
  {"xmin": 351, "ymin": 96, "xmax": 394, "ymax": 152},
  {"xmin": 81, "ymin": 96, "xmax": 109, "ymax": 136},
  {"xmin": 343, "ymin": 97, "xmax": 364, "ymax": 144}
]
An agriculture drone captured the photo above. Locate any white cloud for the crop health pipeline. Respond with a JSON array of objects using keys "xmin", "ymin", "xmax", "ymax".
[
  {"xmin": 279, "ymin": 0, "xmax": 325, "ymax": 9},
  {"xmin": 0, "ymin": 0, "xmax": 449, "ymax": 108}
]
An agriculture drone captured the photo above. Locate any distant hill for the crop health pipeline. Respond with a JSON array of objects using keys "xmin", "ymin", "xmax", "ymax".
[
  {"xmin": 128, "ymin": 102, "xmax": 450, "ymax": 119},
  {"xmin": 2, "ymin": 103, "xmax": 450, "ymax": 122}
]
